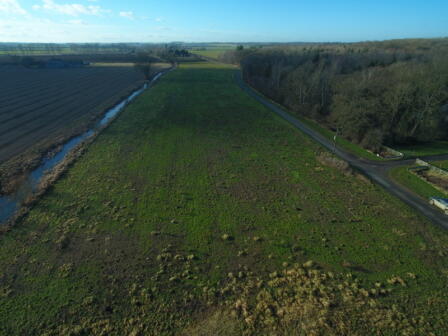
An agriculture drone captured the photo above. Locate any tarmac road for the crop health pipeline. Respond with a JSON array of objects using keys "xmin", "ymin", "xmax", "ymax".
[{"xmin": 235, "ymin": 71, "xmax": 448, "ymax": 229}]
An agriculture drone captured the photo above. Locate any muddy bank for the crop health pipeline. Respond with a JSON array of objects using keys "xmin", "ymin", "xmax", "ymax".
[
  {"xmin": 0, "ymin": 65, "xmax": 175, "ymax": 196},
  {"xmin": 0, "ymin": 124, "xmax": 90, "ymax": 195},
  {"xmin": 0, "ymin": 69, "xmax": 170, "ymax": 227},
  {"xmin": 0, "ymin": 133, "xmax": 95, "ymax": 231}
]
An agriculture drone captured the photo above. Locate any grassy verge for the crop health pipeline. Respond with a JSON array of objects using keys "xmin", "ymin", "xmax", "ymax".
[
  {"xmin": 296, "ymin": 115, "xmax": 385, "ymax": 161},
  {"xmin": 431, "ymin": 160, "xmax": 448, "ymax": 170},
  {"xmin": 390, "ymin": 166, "xmax": 447, "ymax": 199},
  {"xmin": 1, "ymin": 62, "xmax": 448, "ymax": 335},
  {"xmin": 91, "ymin": 62, "xmax": 170, "ymax": 68},
  {"xmin": 241, "ymin": 78, "xmax": 387, "ymax": 162},
  {"xmin": 394, "ymin": 141, "xmax": 448, "ymax": 158},
  {"xmin": 90, "ymin": 62, "xmax": 135, "ymax": 67}
]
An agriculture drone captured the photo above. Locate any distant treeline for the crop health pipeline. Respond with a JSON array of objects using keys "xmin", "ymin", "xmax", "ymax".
[
  {"xmin": 222, "ymin": 39, "xmax": 448, "ymax": 150},
  {"xmin": 0, "ymin": 42, "xmax": 196, "ymax": 58},
  {"xmin": 0, "ymin": 43, "xmax": 141, "ymax": 56},
  {"xmin": 1, "ymin": 56, "xmax": 90, "ymax": 69},
  {"xmin": 0, "ymin": 44, "xmax": 197, "ymax": 68}
]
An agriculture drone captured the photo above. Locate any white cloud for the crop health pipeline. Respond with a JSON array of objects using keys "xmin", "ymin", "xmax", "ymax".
[
  {"xmin": 0, "ymin": 14, "xmax": 260, "ymax": 43},
  {"xmin": 0, "ymin": 16, "xmax": 171, "ymax": 43},
  {"xmin": 33, "ymin": 0, "xmax": 109, "ymax": 16},
  {"xmin": 155, "ymin": 17, "xmax": 163, "ymax": 22},
  {"xmin": 0, "ymin": 17, "xmax": 113, "ymax": 42},
  {"xmin": 155, "ymin": 25, "xmax": 172, "ymax": 32},
  {"xmin": 119, "ymin": 11, "xmax": 133, "ymax": 20},
  {"xmin": 68, "ymin": 18, "xmax": 83, "ymax": 24},
  {"xmin": 0, "ymin": 0, "xmax": 27, "ymax": 15}
]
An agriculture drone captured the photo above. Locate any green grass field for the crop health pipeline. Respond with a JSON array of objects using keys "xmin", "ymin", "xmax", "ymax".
[
  {"xmin": 431, "ymin": 160, "xmax": 448, "ymax": 170},
  {"xmin": 90, "ymin": 62, "xmax": 135, "ymax": 67},
  {"xmin": 390, "ymin": 166, "xmax": 448, "ymax": 199},
  {"xmin": 294, "ymin": 114, "xmax": 386, "ymax": 161},
  {"xmin": 394, "ymin": 141, "xmax": 448, "ymax": 158},
  {"xmin": 0, "ymin": 49, "xmax": 73, "ymax": 55},
  {"xmin": 1, "ymin": 62, "xmax": 448, "ymax": 335},
  {"xmin": 0, "ymin": 45, "xmax": 134, "ymax": 56},
  {"xmin": 244, "ymin": 83, "xmax": 387, "ymax": 162},
  {"xmin": 192, "ymin": 48, "xmax": 232, "ymax": 59}
]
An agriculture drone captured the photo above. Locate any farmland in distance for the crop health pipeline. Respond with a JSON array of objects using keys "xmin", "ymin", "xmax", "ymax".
[
  {"xmin": 1, "ymin": 63, "xmax": 447, "ymax": 335},
  {"xmin": 0, "ymin": 64, "xmax": 164, "ymax": 194}
]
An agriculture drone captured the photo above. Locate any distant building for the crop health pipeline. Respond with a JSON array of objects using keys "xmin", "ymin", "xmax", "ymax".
[{"xmin": 429, "ymin": 197, "xmax": 448, "ymax": 215}]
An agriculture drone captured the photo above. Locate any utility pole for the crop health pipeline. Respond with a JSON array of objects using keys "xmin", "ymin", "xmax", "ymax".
[{"xmin": 333, "ymin": 127, "xmax": 340, "ymax": 153}]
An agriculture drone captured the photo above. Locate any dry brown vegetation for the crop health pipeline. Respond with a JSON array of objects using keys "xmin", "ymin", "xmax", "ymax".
[
  {"xmin": 43, "ymin": 258, "xmax": 428, "ymax": 336},
  {"xmin": 419, "ymin": 171, "xmax": 448, "ymax": 193},
  {"xmin": 316, "ymin": 151, "xmax": 370, "ymax": 183},
  {"xmin": 185, "ymin": 263, "xmax": 428, "ymax": 336},
  {"xmin": 316, "ymin": 152, "xmax": 352, "ymax": 175}
]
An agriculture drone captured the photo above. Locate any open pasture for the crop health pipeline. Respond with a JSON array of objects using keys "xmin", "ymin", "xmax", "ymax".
[
  {"xmin": 1, "ymin": 62, "xmax": 448, "ymax": 335},
  {"xmin": 192, "ymin": 48, "xmax": 230, "ymax": 59},
  {"xmin": 432, "ymin": 160, "xmax": 448, "ymax": 170}
]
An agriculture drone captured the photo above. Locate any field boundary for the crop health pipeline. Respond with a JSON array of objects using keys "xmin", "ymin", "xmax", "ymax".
[
  {"xmin": 0, "ymin": 66, "xmax": 171, "ymax": 196},
  {"xmin": 0, "ymin": 68, "xmax": 172, "ymax": 230},
  {"xmin": 236, "ymin": 69, "xmax": 448, "ymax": 228},
  {"xmin": 234, "ymin": 71, "xmax": 393, "ymax": 162}
]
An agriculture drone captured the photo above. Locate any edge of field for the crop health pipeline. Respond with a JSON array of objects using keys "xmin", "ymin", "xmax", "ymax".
[
  {"xmin": 0, "ymin": 67, "xmax": 167, "ymax": 229},
  {"xmin": 227, "ymin": 67, "xmax": 389, "ymax": 163},
  {"xmin": 1, "ymin": 62, "xmax": 448, "ymax": 334},
  {"xmin": 0, "ymin": 65, "xmax": 169, "ymax": 197},
  {"xmin": 389, "ymin": 166, "xmax": 448, "ymax": 200}
]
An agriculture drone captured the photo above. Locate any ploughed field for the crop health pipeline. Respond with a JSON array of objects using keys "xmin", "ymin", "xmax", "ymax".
[
  {"xmin": 0, "ymin": 66, "xmax": 144, "ymax": 165},
  {"xmin": 1, "ymin": 63, "xmax": 448, "ymax": 335}
]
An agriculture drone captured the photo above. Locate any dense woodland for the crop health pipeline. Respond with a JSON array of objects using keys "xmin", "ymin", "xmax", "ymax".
[{"xmin": 222, "ymin": 39, "xmax": 448, "ymax": 151}]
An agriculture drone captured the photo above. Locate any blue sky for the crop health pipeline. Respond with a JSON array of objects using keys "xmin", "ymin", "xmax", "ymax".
[{"xmin": 0, "ymin": 0, "xmax": 447, "ymax": 42}]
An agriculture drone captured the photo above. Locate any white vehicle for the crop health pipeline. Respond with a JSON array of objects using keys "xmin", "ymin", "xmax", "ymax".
[{"xmin": 429, "ymin": 197, "xmax": 448, "ymax": 215}]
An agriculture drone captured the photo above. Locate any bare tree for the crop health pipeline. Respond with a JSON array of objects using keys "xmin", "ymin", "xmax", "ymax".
[{"xmin": 134, "ymin": 52, "xmax": 153, "ymax": 80}]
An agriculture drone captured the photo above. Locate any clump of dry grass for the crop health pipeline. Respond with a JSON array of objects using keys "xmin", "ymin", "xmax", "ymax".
[
  {"xmin": 222, "ymin": 234, "xmax": 234, "ymax": 241},
  {"xmin": 316, "ymin": 151, "xmax": 370, "ymax": 184},
  {"xmin": 58, "ymin": 263, "xmax": 73, "ymax": 278},
  {"xmin": 45, "ymin": 254, "xmax": 427, "ymax": 336},
  {"xmin": 192, "ymin": 263, "xmax": 428, "ymax": 336},
  {"xmin": 316, "ymin": 152, "xmax": 351, "ymax": 174}
]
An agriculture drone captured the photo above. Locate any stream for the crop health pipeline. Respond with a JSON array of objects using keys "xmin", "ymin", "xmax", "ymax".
[{"xmin": 0, "ymin": 72, "xmax": 163, "ymax": 224}]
